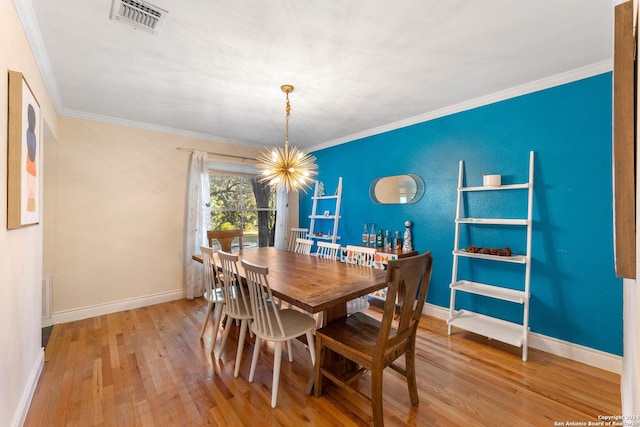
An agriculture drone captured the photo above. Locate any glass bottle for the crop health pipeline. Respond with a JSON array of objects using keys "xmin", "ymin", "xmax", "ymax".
[
  {"xmin": 362, "ymin": 223, "xmax": 369, "ymax": 245},
  {"xmin": 385, "ymin": 230, "xmax": 391, "ymax": 250},
  {"xmin": 377, "ymin": 229, "xmax": 384, "ymax": 247},
  {"xmin": 395, "ymin": 230, "xmax": 402, "ymax": 249},
  {"xmin": 369, "ymin": 223, "xmax": 376, "ymax": 246}
]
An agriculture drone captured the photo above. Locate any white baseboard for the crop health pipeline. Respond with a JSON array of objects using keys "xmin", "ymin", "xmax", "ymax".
[
  {"xmin": 12, "ymin": 348, "xmax": 44, "ymax": 427},
  {"xmin": 424, "ymin": 303, "xmax": 622, "ymax": 374},
  {"xmin": 45, "ymin": 289, "xmax": 186, "ymax": 327}
]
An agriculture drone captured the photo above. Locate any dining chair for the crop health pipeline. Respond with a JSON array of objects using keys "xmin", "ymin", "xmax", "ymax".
[
  {"xmin": 207, "ymin": 229, "xmax": 244, "ymax": 252},
  {"xmin": 216, "ymin": 250, "xmax": 253, "ymax": 378},
  {"xmin": 294, "ymin": 238, "xmax": 314, "ymax": 255},
  {"xmin": 199, "ymin": 246, "xmax": 227, "ymax": 349},
  {"xmin": 344, "ymin": 245, "xmax": 377, "ymax": 314},
  {"xmin": 313, "ymin": 252, "xmax": 433, "ymax": 427},
  {"xmin": 315, "ymin": 241, "xmax": 341, "ymax": 259},
  {"xmin": 288, "ymin": 227, "xmax": 308, "ymax": 251},
  {"xmin": 242, "ymin": 259, "xmax": 317, "ymax": 408}
]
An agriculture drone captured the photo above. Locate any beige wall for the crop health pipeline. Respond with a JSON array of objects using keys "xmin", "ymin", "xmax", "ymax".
[
  {"xmin": 1, "ymin": 0, "xmax": 57, "ymax": 425},
  {"xmin": 44, "ymin": 117, "xmax": 261, "ymax": 319}
]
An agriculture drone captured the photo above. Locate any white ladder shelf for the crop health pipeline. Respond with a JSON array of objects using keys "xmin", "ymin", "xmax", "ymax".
[
  {"xmin": 307, "ymin": 177, "xmax": 342, "ymax": 244},
  {"xmin": 447, "ymin": 151, "xmax": 534, "ymax": 361}
]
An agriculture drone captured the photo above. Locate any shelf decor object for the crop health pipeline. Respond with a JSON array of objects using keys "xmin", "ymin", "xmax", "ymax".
[
  {"xmin": 256, "ymin": 85, "xmax": 318, "ymax": 193},
  {"xmin": 447, "ymin": 151, "xmax": 534, "ymax": 361}
]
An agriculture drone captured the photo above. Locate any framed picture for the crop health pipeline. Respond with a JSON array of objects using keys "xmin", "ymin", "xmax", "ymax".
[{"xmin": 7, "ymin": 70, "xmax": 41, "ymax": 229}]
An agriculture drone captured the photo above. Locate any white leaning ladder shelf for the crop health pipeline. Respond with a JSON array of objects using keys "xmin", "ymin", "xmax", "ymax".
[
  {"xmin": 307, "ymin": 177, "xmax": 342, "ymax": 244},
  {"xmin": 447, "ymin": 151, "xmax": 534, "ymax": 361}
]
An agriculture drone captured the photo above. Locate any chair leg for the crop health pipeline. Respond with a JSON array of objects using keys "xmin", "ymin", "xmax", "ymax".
[
  {"xmin": 371, "ymin": 366, "xmax": 385, "ymax": 427},
  {"xmin": 287, "ymin": 340, "xmax": 294, "ymax": 362},
  {"xmin": 217, "ymin": 317, "xmax": 233, "ymax": 361},
  {"xmin": 234, "ymin": 319, "xmax": 249, "ymax": 378},
  {"xmin": 200, "ymin": 301, "xmax": 213, "ymax": 338},
  {"xmin": 406, "ymin": 344, "xmax": 419, "ymax": 406},
  {"xmin": 305, "ymin": 331, "xmax": 316, "ymax": 366},
  {"xmin": 271, "ymin": 341, "xmax": 283, "ymax": 408},
  {"xmin": 210, "ymin": 305, "xmax": 224, "ymax": 353},
  {"xmin": 313, "ymin": 336, "xmax": 324, "ymax": 397},
  {"xmin": 249, "ymin": 336, "xmax": 262, "ymax": 383}
]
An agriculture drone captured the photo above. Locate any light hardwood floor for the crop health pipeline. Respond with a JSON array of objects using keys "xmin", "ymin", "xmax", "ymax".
[{"xmin": 25, "ymin": 298, "xmax": 621, "ymax": 426}]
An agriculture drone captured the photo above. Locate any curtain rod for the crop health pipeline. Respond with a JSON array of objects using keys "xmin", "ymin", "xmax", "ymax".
[{"xmin": 176, "ymin": 147, "xmax": 256, "ymax": 162}]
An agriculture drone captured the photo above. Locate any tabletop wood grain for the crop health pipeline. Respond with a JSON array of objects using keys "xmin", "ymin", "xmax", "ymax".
[{"xmin": 194, "ymin": 247, "xmax": 388, "ymax": 319}]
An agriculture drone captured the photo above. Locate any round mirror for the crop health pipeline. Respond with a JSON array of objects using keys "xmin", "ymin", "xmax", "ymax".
[{"xmin": 369, "ymin": 174, "xmax": 424, "ymax": 204}]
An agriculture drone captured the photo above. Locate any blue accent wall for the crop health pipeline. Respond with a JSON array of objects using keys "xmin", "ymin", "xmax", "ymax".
[{"xmin": 299, "ymin": 73, "xmax": 622, "ymax": 356}]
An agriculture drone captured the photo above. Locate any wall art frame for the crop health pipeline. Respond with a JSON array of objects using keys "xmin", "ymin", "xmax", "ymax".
[{"xmin": 7, "ymin": 70, "xmax": 41, "ymax": 229}]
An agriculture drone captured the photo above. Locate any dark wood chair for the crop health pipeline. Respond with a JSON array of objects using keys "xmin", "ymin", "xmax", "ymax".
[
  {"xmin": 207, "ymin": 229, "xmax": 244, "ymax": 252},
  {"xmin": 313, "ymin": 251, "xmax": 433, "ymax": 427}
]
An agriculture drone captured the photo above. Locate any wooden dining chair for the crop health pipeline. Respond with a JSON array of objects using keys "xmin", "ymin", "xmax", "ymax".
[
  {"xmin": 216, "ymin": 250, "xmax": 253, "ymax": 378},
  {"xmin": 242, "ymin": 259, "xmax": 317, "ymax": 408},
  {"xmin": 313, "ymin": 252, "xmax": 433, "ymax": 427},
  {"xmin": 199, "ymin": 246, "xmax": 227, "ymax": 349},
  {"xmin": 288, "ymin": 228, "xmax": 308, "ymax": 251},
  {"xmin": 207, "ymin": 229, "xmax": 244, "ymax": 252},
  {"xmin": 315, "ymin": 241, "xmax": 341, "ymax": 259},
  {"xmin": 294, "ymin": 238, "xmax": 314, "ymax": 255},
  {"xmin": 344, "ymin": 245, "xmax": 377, "ymax": 314}
]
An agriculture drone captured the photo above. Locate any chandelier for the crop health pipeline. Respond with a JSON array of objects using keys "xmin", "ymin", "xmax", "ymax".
[{"xmin": 257, "ymin": 85, "xmax": 318, "ymax": 192}]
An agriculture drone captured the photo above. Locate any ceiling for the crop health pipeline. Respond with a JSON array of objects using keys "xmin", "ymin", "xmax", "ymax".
[{"xmin": 20, "ymin": 0, "xmax": 613, "ymax": 151}]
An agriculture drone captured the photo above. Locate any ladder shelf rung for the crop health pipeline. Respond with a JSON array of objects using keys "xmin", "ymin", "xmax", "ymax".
[
  {"xmin": 453, "ymin": 250, "xmax": 528, "ymax": 264},
  {"xmin": 450, "ymin": 280, "xmax": 527, "ymax": 303},
  {"xmin": 456, "ymin": 218, "xmax": 528, "ymax": 225},
  {"xmin": 447, "ymin": 310, "xmax": 526, "ymax": 347}
]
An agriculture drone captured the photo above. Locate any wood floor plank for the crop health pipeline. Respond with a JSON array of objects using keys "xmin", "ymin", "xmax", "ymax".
[{"xmin": 26, "ymin": 298, "xmax": 620, "ymax": 426}]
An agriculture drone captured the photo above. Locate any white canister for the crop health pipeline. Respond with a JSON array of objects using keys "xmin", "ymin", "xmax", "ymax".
[{"xmin": 483, "ymin": 174, "xmax": 501, "ymax": 187}]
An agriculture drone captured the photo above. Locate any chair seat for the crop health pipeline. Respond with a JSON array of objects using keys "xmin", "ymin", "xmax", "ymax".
[
  {"xmin": 227, "ymin": 294, "xmax": 253, "ymax": 319},
  {"xmin": 251, "ymin": 309, "xmax": 317, "ymax": 341},
  {"xmin": 203, "ymin": 288, "xmax": 225, "ymax": 304},
  {"xmin": 317, "ymin": 312, "xmax": 396, "ymax": 355},
  {"xmin": 203, "ymin": 285, "xmax": 242, "ymax": 304}
]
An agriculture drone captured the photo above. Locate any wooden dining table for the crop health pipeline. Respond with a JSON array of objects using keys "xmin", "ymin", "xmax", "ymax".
[{"xmin": 193, "ymin": 246, "xmax": 388, "ymax": 324}]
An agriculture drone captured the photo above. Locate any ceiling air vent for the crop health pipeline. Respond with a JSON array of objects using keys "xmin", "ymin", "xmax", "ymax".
[{"xmin": 109, "ymin": 0, "xmax": 168, "ymax": 34}]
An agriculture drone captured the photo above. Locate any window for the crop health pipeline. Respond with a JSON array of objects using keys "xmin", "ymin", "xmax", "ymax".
[{"xmin": 209, "ymin": 173, "xmax": 276, "ymax": 248}]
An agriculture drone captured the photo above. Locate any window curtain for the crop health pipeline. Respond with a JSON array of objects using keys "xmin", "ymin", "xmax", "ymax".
[
  {"xmin": 274, "ymin": 188, "xmax": 288, "ymax": 249},
  {"xmin": 184, "ymin": 151, "xmax": 210, "ymax": 299}
]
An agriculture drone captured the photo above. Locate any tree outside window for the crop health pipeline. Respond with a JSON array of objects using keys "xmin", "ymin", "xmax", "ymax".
[{"xmin": 209, "ymin": 174, "xmax": 276, "ymax": 248}]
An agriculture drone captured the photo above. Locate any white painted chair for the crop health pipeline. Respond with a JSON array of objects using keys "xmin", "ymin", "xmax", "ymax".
[
  {"xmin": 242, "ymin": 259, "xmax": 316, "ymax": 408},
  {"xmin": 294, "ymin": 238, "xmax": 314, "ymax": 255},
  {"xmin": 199, "ymin": 246, "xmax": 227, "ymax": 350},
  {"xmin": 217, "ymin": 250, "xmax": 254, "ymax": 378},
  {"xmin": 316, "ymin": 241, "xmax": 341, "ymax": 259},
  {"xmin": 344, "ymin": 245, "xmax": 375, "ymax": 314},
  {"xmin": 288, "ymin": 228, "xmax": 308, "ymax": 252}
]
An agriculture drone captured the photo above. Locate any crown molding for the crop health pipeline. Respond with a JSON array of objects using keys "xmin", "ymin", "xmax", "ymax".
[
  {"xmin": 61, "ymin": 108, "xmax": 264, "ymax": 149},
  {"xmin": 308, "ymin": 60, "xmax": 613, "ymax": 153}
]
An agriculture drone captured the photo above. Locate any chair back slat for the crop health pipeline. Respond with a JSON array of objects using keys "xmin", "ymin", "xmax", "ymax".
[
  {"xmin": 288, "ymin": 228, "xmax": 308, "ymax": 252},
  {"xmin": 200, "ymin": 246, "xmax": 216, "ymax": 295},
  {"xmin": 316, "ymin": 241, "xmax": 340, "ymax": 260},
  {"xmin": 345, "ymin": 245, "xmax": 376, "ymax": 266},
  {"xmin": 242, "ymin": 260, "xmax": 285, "ymax": 338},
  {"xmin": 378, "ymin": 252, "xmax": 433, "ymax": 348},
  {"xmin": 294, "ymin": 238, "xmax": 314, "ymax": 255},
  {"xmin": 218, "ymin": 250, "xmax": 250, "ymax": 317}
]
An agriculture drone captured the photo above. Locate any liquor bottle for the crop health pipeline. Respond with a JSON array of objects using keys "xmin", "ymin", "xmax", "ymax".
[
  {"xmin": 385, "ymin": 230, "xmax": 391, "ymax": 250},
  {"xmin": 377, "ymin": 229, "xmax": 384, "ymax": 247},
  {"xmin": 362, "ymin": 223, "xmax": 369, "ymax": 245},
  {"xmin": 369, "ymin": 223, "xmax": 376, "ymax": 246},
  {"xmin": 395, "ymin": 230, "xmax": 402, "ymax": 249}
]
